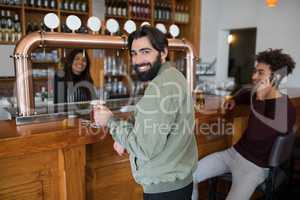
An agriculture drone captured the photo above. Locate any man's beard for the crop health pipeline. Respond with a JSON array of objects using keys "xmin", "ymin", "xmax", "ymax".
[{"xmin": 132, "ymin": 55, "xmax": 162, "ymax": 82}]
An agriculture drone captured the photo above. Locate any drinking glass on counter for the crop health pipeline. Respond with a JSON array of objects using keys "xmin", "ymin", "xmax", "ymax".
[
  {"xmin": 220, "ymin": 95, "xmax": 232, "ymax": 114},
  {"xmin": 90, "ymin": 100, "xmax": 106, "ymax": 126},
  {"xmin": 193, "ymin": 90, "xmax": 205, "ymax": 111}
]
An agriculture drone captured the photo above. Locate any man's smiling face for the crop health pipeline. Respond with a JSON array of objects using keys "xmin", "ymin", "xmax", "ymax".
[{"xmin": 130, "ymin": 36, "xmax": 166, "ymax": 81}]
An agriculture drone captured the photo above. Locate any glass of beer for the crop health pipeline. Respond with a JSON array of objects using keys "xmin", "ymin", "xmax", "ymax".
[
  {"xmin": 90, "ymin": 100, "xmax": 106, "ymax": 126},
  {"xmin": 193, "ymin": 90, "xmax": 205, "ymax": 110}
]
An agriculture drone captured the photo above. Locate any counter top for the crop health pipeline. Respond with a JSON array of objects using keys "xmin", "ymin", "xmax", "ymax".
[
  {"xmin": 1, "ymin": 91, "xmax": 300, "ymax": 159},
  {"xmin": 0, "ymin": 118, "xmax": 104, "ymax": 159}
]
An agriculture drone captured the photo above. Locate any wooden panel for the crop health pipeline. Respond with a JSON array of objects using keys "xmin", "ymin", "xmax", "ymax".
[
  {"xmin": 195, "ymin": 116, "xmax": 232, "ymax": 158},
  {"xmin": 87, "ymin": 161, "xmax": 143, "ymax": 200},
  {"xmin": 0, "ymin": 151, "xmax": 59, "ymax": 200},
  {"xmin": 0, "ymin": 181, "xmax": 43, "ymax": 200},
  {"xmin": 197, "ymin": 137, "xmax": 230, "ymax": 159},
  {"xmin": 63, "ymin": 146, "xmax": 86, "ymax": 200},
  {"xmin": 86, "ymin": 135, "xmax": 142, "ymax": 200}
]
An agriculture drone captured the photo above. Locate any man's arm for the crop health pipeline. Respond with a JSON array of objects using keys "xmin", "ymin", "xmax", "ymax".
[
  {"xmin": 233, "ymin": 88, "xmax": 252, "ymax": 105},
  {"xmin": 108, "ymin": 83, "xmax": 183, "ymax": 161}
]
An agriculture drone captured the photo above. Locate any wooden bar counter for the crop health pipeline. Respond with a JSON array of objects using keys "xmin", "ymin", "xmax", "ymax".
[{"xmin": 1, "ymin": 95, "xmax": 300, "ymax": 200}]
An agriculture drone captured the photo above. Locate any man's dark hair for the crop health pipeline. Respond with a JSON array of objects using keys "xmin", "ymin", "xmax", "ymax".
[
  {"xmin": 256, "ymin": 48, "xmax": 296, "ymax": 77},
  {"xmin": 127, "ymin": 26, "xmax": 168, "ymax": 54}
]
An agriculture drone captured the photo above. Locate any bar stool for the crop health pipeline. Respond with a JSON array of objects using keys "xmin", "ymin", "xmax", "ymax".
[{"xmin": 208, "ymin": 128, "xmax": 297, "ymax": 200}]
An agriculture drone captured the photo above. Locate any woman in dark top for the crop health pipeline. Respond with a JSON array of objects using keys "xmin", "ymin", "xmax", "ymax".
[
  {"xmin": 54, "ymin": 49, "xmax": 94, "ymax": 103},
  {"xmin": 192, "ymin": 49, "xmax": 296, "ymax": 200}
]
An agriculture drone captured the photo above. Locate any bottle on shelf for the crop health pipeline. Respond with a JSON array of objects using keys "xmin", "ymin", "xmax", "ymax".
[
  {"xmin": 81, "ymin": 1, "xmax": 87, "ymax": 12},
  {"xmin": 104, "ymin": 56, "xmax": 125, "ymax": 76},
  {"xmin": 2, "ymin": 0, "xmax": 21, "ymax": 5},
  {"xmin": 112, "ymin": 0, "xmax": 117, "ymax": 16},
  {"xmin": 63, "ymin": 0, "xmax": 69, "ymax": 10},
  {"xmin": 121, "ymin": 0, "xmax": 127, "ymax": 17},
  {"xmin": 175, "ymin": 4, "xmax": 179, "ymax": 22},
  {"xmin": 31, "ymin": 49, "xmax": 59, "ymax": 63},
  {"xmin": 0, "ymin": 9, "xmax": 21, "ymax": 43},
  {"xmin": 50, "ymin": 0, "xmax": 56, "ymax": 9},
  {"xmin": 112, "ymin": 78, "xmax": 118, "ymax": 95},
  {"xmin": 28, "ymin": 0, "xmax": 35, "ymax": 7},
  {"xmin": 6, "ymin": 10, "xmax": 12, "ymax": 41},
  {"xmin": 105, "ymin": 77, "xmax": 112, "ymax": 98},
  {"xmin": 137, "ymin": 0, "xmax": 142, "ymax": 18},
  {"xmin": 175, "ymin": 4, "xmax": 189, "ymax": 24},
  {"xmin": 36, "ymin": 0, "xmax": 42, "ymax": 7},
  {"xmin": 69, "ymin": 0, "xmax": 75, "ymax": 11},
  {"xmin": 105, "ymin": 0, "xmax": 110, "ymax": 16},
  {"xmin": 144, "ymin": 0, "xmax": 150, "ymax": 19},
  {"xmin": 0, "ymin": 10, "xmax": 8, "ymax": 42},
  {"xmin": 131, "ymin": 0, "xmax": 136, "ymax": 18},
  {"xmin": 43, "ymin": 0, "xmax": 49, "ymax": 8},
  {"xmin": 155, "ymin": 2, "xmax": 160, "ymax": 20},
  {"xmin": 75, "ymin": 1, "xmax": 80, "ymax": 11},
  {"xmin": 12, "ymin": 12, "xmax": 21, "ymax": 42},
  {"xmin": 41, "ymin": 86, "xmax": 48, "ymax": 102},
  {"xmin": 0, "ymin": 10, "xmax": 3, "ymax": 41},
  {"xmin": 156, "ymin": 1, "xmax": 171, "ymax": 21},
  {"xmin": 109, "ymin": 0, "xmax": 114, "ymax": 16},
  {"xmin": 166, "ymin": 2, "xmax": 171, "ymax": 20},
  {"xmin": 161, "ymin": 2, "xmax": 166, "ymax": 20},
  {"xmin": 117, "ymin": 0, "xmax": 123, "ymax": 16},
  {"xmin": 184, "ymin": 5, "xmax": 189, "ymax": 23}
]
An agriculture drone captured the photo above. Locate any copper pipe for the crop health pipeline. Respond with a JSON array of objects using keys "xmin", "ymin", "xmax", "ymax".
[{"xmin": 14, "ymin": 32, "xmax": 196, "ymax": 117}]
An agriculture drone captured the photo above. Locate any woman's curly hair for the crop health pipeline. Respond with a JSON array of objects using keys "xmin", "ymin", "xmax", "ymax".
[{"xmin": 256, "ymin": 48, "xmax": 296, "ymax": 77}]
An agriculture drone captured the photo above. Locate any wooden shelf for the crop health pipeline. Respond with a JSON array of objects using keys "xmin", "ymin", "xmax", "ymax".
[
  {"xmin": 0, "ymin": 77, "xmax": 15, "ymax": 81},
  {"xmin": 129, "ymin": 17, "xmax": 152, "ymax": 22},
  {"xmin": 25, "ymin": 6, "xmax": 58, "ymax": 13},
  {"xmin": 33, "ymin": 77, "xmax": 48, "ymax": 81},
  {"xmin": 105, "ymin": 15, "xmax": 127, "ymax": 20},
  {"xmin": 60, "ymin": 10, "xmax": 89, "ymax": 16},
  {"xmin": 32, "ymin": 61, "xmax": 59, "ymax": 65},
  {"xmin": 0, "ymin": 4, "xmax": 22, "ymax": 10},
  {"xmin": 154, "ymin": 19, "xmax": 173, "ymax": 24},
  {"xmin": 175, "ymin": 21, "xmax": 189, "ymax": 25},
  {"xmin": 0, "ymin": 41, "xmax": 18, "ymax": 45}
]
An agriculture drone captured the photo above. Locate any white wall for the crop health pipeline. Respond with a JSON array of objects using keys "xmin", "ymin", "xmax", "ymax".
[
  {"xmin": 0, "ymin": 45, "xmax": 15, "ymax": 77},
  {"xmin": 200, "ymin": 0, "xmax": 300, "ymax": 87}
]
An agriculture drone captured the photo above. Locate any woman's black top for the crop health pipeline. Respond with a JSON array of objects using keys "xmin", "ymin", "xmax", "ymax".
[{"xmin": 53, "ymin": 71, "xmax": 93, "ymax": 104}]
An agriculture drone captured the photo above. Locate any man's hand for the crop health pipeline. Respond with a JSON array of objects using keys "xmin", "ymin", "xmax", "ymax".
[
  {"xmin": 93, "ymin": 105, "xmax": 113, "ymax": 127},
  {"xmin": 223, "ymin": 98, "xmax": 236, "ymax": 111},
  {"xmin": 113, "ymin": 141, "xmax": 126, "ymax": 156}
]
